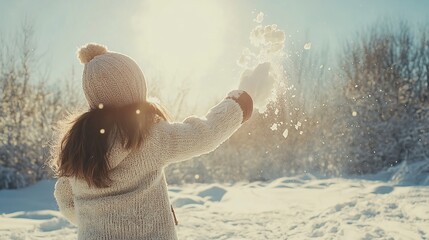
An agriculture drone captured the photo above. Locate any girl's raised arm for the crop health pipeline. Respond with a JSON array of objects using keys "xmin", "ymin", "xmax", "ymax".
[{"xmin": 157, "ymin": 90, "xmax": 253, "ymax": 165}]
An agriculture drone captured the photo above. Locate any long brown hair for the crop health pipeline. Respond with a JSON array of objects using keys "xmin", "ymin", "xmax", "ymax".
[{"xmin": 51, "ymin": 101, "xmax": 168, "ymax": 188}]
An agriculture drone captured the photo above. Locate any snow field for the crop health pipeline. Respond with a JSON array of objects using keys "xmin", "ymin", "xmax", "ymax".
[{"xmin": 1, "ymin": 170, "xmax": 428, "ymax": 239}]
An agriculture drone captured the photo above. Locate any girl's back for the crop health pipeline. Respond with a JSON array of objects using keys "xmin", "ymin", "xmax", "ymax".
[{"xmin": 52, "ymin": 43, "xmax": 252, "ymax": 240}]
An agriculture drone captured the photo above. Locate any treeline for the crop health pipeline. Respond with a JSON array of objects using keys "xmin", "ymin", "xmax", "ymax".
[
  {"xmin": 1, "ymin": 21, "xmax": 429, "ymax": 188},
  {"xmin": 0, "ymin": 24, "xmax": 78, "ymax": 189}
]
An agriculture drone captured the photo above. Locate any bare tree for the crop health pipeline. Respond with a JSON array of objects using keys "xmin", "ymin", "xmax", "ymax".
[
  {"xmin": 0, "ymin": 22, "xmax": 77, "ymax": 189},
  {"xmin": 340, "ymin": 21, "xmax": 429, "ymax": 174}
]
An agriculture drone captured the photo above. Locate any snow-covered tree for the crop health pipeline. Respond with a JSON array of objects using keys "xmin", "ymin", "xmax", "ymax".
[
  {"xmin": 0, "ymin": 23, "xmax": 78, "ymax": 189},
  {"xmin": 340, "ymin": 22, "xmax": 429, "ymax": 174}
]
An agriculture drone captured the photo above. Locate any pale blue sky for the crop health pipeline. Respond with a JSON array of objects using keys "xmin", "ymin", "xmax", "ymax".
[{"xmin": 1, "ymin": 0, "xmax": 428, "ymax": 114}]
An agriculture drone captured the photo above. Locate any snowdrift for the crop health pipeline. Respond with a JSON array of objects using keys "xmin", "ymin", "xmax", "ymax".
[{"xmin": 1, "ymin": 162, "xmax": 428, "ymax": 239}]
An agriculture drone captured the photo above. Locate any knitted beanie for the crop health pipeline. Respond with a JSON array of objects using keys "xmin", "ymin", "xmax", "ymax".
[{"xmin": 78, "ymin": 43, "xmax": 147, "ymax": 108}]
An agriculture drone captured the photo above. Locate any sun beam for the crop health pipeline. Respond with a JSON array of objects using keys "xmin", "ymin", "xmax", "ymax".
[{"xmin": 136, "ymin": 0, "xmax": 227, "ymax": 79}]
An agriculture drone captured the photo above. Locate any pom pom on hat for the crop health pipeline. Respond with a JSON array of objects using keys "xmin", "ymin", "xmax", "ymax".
[{"xmin": 78, "ymin": 43, "xmax": 108, "ymax": 64}]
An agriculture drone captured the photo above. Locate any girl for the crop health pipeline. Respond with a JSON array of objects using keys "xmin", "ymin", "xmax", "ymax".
[{"xmin": 51, "ymin": 43, "xmax": 253, "ymax": 239}]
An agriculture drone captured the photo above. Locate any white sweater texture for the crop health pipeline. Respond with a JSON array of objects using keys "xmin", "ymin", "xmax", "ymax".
[{"xmin": 54, "ymin": 98, "xmax": 244, "ymax": 240}]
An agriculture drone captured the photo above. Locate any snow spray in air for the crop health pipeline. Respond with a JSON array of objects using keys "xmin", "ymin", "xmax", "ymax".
[{"xmin": 237, "ymin": 12, "xmax": 286, "ymax": 112}]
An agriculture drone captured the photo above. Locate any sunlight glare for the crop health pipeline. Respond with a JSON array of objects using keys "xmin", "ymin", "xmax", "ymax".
[{"xmin": 137, "ymin": 0, "xmax": 226, "ymax": 78}]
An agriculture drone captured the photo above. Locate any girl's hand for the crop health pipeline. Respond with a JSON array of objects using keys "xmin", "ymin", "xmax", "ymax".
[{"xmin": 238, "ymin": 62, "xmax": 275, "ymax": 110}]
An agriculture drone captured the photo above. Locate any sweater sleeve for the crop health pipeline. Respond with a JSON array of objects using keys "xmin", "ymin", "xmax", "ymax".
[
  {"xmin": 158, "ymin": 91, "xmax": 253, "ymax": 165},
  {"xmin": 54, "ymin": 177, "xmax": 78, "ymax": 225}
]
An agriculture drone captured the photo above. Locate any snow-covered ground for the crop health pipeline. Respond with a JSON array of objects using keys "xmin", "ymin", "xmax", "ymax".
[{"xmin": 1, "ymin": 162, "xmax": 428, "ymax": 240}]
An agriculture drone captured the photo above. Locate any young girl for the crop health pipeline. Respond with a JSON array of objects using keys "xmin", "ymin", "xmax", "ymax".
[{"xmin": 51, "ymin": 43, "xmax": 253, "ymax": 239}]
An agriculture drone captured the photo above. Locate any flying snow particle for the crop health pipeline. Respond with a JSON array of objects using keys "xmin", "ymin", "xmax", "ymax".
[
  {"xmin": 303, "ymin": 42, "xmax": 312, "ymax": 50},
  {"xmin": 274, "ymin": 108, "xmax": 279, "ymax": 115},
  {"xmin": 270, "ymin": 123, "xmax": 278, "ymax": 131},
  {"xmin": 295, "ymin": 121, "xmax": 301, "ymax": 130},
  {"xmin": 295, "ymin": 121, "xmax": 302, "ymax": 130},
  {"xmin": 98, "ymin": 103, "xmax": 104, "ymax": 109},
  {"xmin": 100, "ymin": 129, "xmax": 106, "ymax": 134},
  {"xmin": 300, "ymin": 131, "xmax": 303, "ymax": 135},
  {"xmin": 282, "ymin": 129, "xmax": 289, "ymax": 139},
  {"xmin": 352, "ymin": 111, "xmax": 358, "ymax": 116},
  {"xmin": 254, "ymin": 12, "xmax": 264, "ymax": 23},
  {"xmin": 194, "ymin": 174, "xmax": 200, "ymax": 180},
  {"xmin": 136, "ymin": 109, "xmax": 141, "ymax": 115}
]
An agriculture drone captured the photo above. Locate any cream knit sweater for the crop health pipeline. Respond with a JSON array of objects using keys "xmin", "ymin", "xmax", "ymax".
[{"xmin": 54, "ymin": 97, "xmax": 246, "ymax": 240}]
